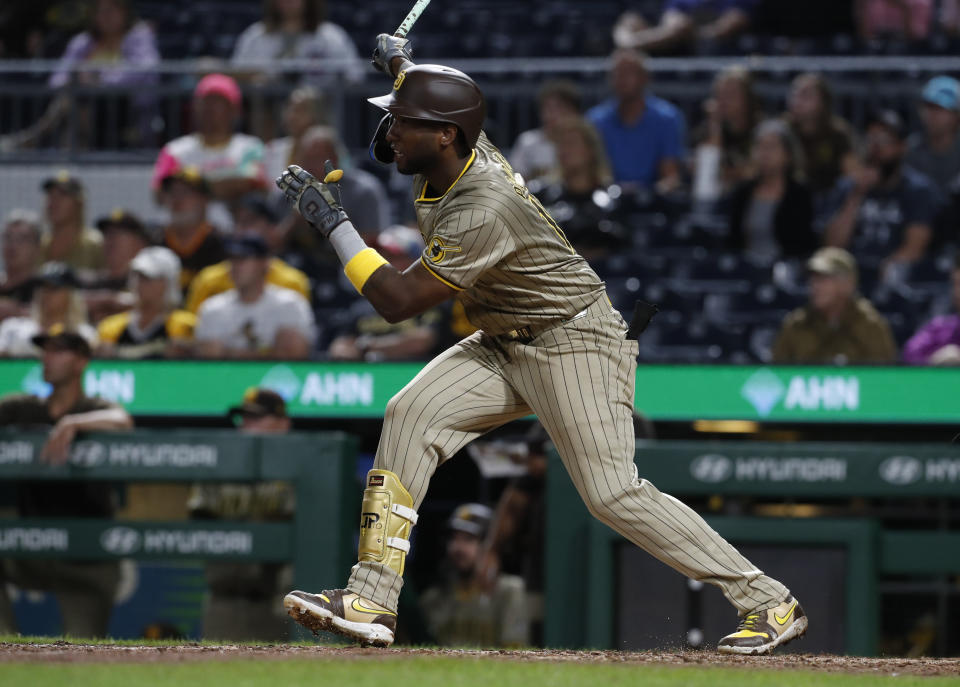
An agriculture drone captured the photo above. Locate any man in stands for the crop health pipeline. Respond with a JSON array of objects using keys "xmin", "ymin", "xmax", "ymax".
[
  {"xmin": 96, "ymin": 246, "xmax": 195, "ymax": 359},
  {"xmin": 194, "ymin": 236, "xmax": 315, "ymax": 359},
  {"xmin": 586, "ymin": 49, "xmax": 685, "ymax": 192},
  {"xmin": 772, "ymin": 247, "xmax": 897, "ymax": 364},
  {"xmin": 0, "ymin": 210, "xmax": 44, "ymax": 321},
  {"xmin": 158, "ymin": 167, "xmax": 226, "ymax": 291},
  {"xmin": 40, "ymin": 171, "xmax": 104, "ymax": 281},
  {"xmin": 185, "ymin": 195, "xmax": 309, "ymax": 313},
  {"xmin": 0, "ymin": 327, "xmax": 132, "ymax": 637},
  {"xmin": 824, "ymin": 110, "xmax": 943, "ymax": 274}
]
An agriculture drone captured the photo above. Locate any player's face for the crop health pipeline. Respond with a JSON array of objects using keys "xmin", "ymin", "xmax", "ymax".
[
  {"xmin": 788, "ymin": 77, "xmax": 822, "ymax": 122},
  {"xmin": 865, "ymin": 125, "xmax": 903, "ymax": 167},
  {"xmin": 715, "ymin": 76, "xmax": 747, "ymax": 123},
  {"xmin": 283, "ymin": 93, "xmax": 319, "ymax": 137},
  {"xmin": 230, "ymin": 256, "xmax": 268, "ymax": 290},
  {"xmin": 103, "ymin": 229, "xmax": 147, "ymax": 278},
  {"xmin": 751, "ymin": 130, "xmax": 788, "ymax": 176},
  {"xmin": 808, "ymin": 273, "xmax": 851, "ymax": 312},
  {"xmin": 446, "ymin": 530, "xmax": 481, "ymax": 573},
  {"xmin": 163, "ymin": 182, "xmax": 207, "ymax": 226},
  {"xmin": 920, "ymin": 102, "xmax": 959, "ymax": 139},
  {"xmin": 385, "ymin": 116, "xmax": 448, "ymax": 175},
  {"xmin": 37, "ymin": 285, "xmax": 71, "ymax": 320}
]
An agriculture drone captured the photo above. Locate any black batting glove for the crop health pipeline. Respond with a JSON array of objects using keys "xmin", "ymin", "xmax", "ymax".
[
  {"xmin": 372, "ymin": 33, "xmax": 413, "ymax": 74},
  {"xmin": 276, "ymin": 163, "xmax": 348, "ymax": 239}
]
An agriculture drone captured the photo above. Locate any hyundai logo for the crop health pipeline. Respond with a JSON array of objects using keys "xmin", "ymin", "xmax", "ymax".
[{"xmin": 690, "ymin": 454, "xmax": 733, "ymax": 483}]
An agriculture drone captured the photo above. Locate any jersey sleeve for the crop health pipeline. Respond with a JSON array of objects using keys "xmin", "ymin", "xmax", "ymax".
[
  {"xmin": 97, "ymin": 313, "xmax": 130, "ymax": 344},
  {"xmin": 420, "ymin": 206, "xmax": 517, "ymax": 290}
]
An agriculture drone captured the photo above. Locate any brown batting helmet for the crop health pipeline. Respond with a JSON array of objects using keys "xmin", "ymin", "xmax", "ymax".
[{"xmin": 368, "ymin": 64, "xmax": 486, "ymax": 148}]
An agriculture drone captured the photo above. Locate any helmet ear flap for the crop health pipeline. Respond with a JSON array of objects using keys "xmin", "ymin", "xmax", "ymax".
[{"xmin": 369, "ymin": 114, "xmax": 395, "ymax": 164}]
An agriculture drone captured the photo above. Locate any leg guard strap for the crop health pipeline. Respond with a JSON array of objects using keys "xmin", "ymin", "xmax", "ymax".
[{"xmin": 358, "ymin": 469, "xmax": 417, "ymax": 576}]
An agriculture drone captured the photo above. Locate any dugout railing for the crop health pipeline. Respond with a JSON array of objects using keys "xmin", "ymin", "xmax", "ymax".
[
  {"xmin": 545, "ymin": 440, "xmax": 960, "ymax": 656},
  {"xmin": 0, "ymin": 430, "xmax": 357, "ymax": 635}
]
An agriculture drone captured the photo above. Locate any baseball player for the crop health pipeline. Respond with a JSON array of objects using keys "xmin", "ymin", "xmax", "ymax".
[{"xmin": 276, "ymin": 36, "xmax": 807, "ymax": 655}]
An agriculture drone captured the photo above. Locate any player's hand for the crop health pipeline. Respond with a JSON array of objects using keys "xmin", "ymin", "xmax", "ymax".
[
  {"xmin": 372, "ymin": 33, "xmax": 413, "ymax": 75},
  {"xmin": 276, "ymin": 163, "xmax": 349, "ymax": 238},
  {"xmin": 42, "ymin": 417, "xmax": 78, "ymax": 466}
]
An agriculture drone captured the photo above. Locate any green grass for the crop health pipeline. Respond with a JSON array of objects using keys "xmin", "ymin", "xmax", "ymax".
[{"xmin": 2, "ymin": 657, "xmax": 959, "ymax": 687}]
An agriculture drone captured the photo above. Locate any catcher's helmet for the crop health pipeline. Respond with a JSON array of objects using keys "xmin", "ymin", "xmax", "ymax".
[{"xmin": 368, "ymin": 64, "xmax": 486, "ymax": 162}]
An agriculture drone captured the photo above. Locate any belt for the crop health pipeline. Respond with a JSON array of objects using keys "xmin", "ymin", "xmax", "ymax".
[{"xmin": 501, "ymin": 298, "xmax": 609, "ymax": 344}]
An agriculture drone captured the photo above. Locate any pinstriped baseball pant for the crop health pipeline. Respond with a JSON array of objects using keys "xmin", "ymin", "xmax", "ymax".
[{"xmin": 346, "ymin": 297, "xmax": 789, "ymax": 615}]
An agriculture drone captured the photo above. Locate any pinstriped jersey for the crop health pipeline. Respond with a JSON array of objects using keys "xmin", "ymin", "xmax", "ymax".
[{"xmin": 413, "ymin": 132, "xmax": 605, "ymax": 335}]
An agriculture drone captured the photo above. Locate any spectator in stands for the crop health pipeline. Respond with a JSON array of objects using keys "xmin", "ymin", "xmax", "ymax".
[
  {"xmin": 530, "ymin": 117, "xmax": 626, "ymax": 261},
  {"xmin": 856, "ymin": 0, "xmax": 933, "ymax": 42},
  {"xmin": 158, "ymin": 168, "xmax": 226, "ymax": 291},
  {"xmin": 40, "ymin": 172, "xmax": 104, "ymax": 282},
  {"xmin": 263, "ymin": 86, "xmax": 328, "ymax": 183},
  {"xmin": 194, "ymin": 236, "xmax": 315, "ymax": 359},
  {"xmin": 295, "ymin": 125, "xmax": 390, "ymax": 235},
  {"xmin": 586, "ymin": 49, "xmax": 685, "ymax": 192},
  {"xmin": 612, "ymin": 0, "xmax": 760, "ymax": 55},
  {"xmin": 187, "ymin": 387, "xmax": 294, "ymax": 641},
  {"xmin": 727, "ymin": 120, "xmax": 817, "ymax": 262},
  {"xmin": 510, "ymin": 80, "xmax": 582, "ymax": 185},
  {"xmin": 151, "ymin": 74, "xmax": 267, "ymax": 207},
  {"xmin": 83, "ymin": 209, "xmax": 152, "ymax": 323},
  {"xmin": 327, "ymin": 226, "xmax": 450, "ymax": 361},
  {"xmin": 0, "ymin": 0, "xmax": 159, "ymax": 150},
  {"xmin": 419, "ymin": 503, "xmax": 530, "ymax": 648},
  {"xmin": 824, "ymin": 109, "xmax": 942, "ymax": 272},
  {"xmin": 96, "ymin": 246, "xmax": 195, "ymax": 359},
  {"xmin": 0, "ymin": 263, "xmax": 98, "ymax": 358},
  {"xmin": 783, "ymin": 73, "xmax": 857, "ymax": 196},
  {"xmin": 692, "ymin": 66, "xmax": 763, "ymax": 204},
  {"xmin": 0, "ymin": 210, "xmax": 44, "ymax": 321},
  {"xmin": 0, "ymin": 327, "xmax": 132, "ymax": 638},
  {"xmin": 231, "ymin": 0, "xmax": 362, "ymax": 82},
  {"xmin": 185, "ymin": 195, "xmax": 310, "ymax": 313},
  {"xmin": 905, "ymin": 76, "xmax": 960, "ymax": 194},
  {"xmin": 772, "ymin": 247, "xmax": 897, "ymax": 363},
  {"xmin": 902, "ymin": 254, "xmax": 960, "ymax": 365}
]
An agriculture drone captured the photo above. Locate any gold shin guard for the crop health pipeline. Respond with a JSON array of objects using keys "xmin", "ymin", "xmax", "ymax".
[{"xmin": 357, "ymin": 469, "xmax": 418, "ymax": 576}]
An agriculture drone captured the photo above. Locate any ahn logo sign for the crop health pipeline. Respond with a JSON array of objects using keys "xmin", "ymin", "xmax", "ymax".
[{"xmin": 740, "ymin": 369, "xmax": 860, "ymax": 417}]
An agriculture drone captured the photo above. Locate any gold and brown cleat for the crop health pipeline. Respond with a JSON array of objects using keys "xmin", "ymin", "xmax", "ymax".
[
  {"xmin": 284, "ymin": 589, "xmax": 397, "ymax": 647},
  {"xmin": 717, "ymin": 595, "xmax": 808, "ymax": 655}
]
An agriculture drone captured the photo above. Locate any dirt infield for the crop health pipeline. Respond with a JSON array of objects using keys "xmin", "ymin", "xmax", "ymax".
[{"xmin": 2, "ymin": 642, "xmax": 959, "ymax": 677}]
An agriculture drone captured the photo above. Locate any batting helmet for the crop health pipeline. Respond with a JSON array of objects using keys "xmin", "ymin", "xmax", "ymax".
[{"xmin": 367, "ymin": 64, "xmax": 486, "ymax": 161}]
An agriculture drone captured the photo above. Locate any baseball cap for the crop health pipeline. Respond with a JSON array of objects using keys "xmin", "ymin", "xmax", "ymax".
[
  {"xmin": 41, "ymin": 170, "xmax": 84, "ymax": 196},
  {"xmin": 160, "ymin": 165, "xmax": 210, "ymax": 195},
  {"xmin": 31, "ymin": 324, "xmax": 92, "ymax": 358},
  {"xmin": 224, "ymin": 234, "xmax": 269, "ymax": 258},
  {"xmin": 865, "ymin": 109, "xmax": 907, "ymax": 141},
  {"xmin": 228, "ymin": 387, "xmax": 287, "ymax": 420},
  {"xmin": 131, "ymin": 246, "xmax": 180, "ymax": 280},
  {"xmin": 32, "ymin": 262, "xmax": 80, "ymax": 289},
  {"xmin": 807, "ymin": 247, "xmax": 858, "ymax": 280},
  {"xmin": 96, "ymin": 208, "xmax": 151, "ymax": 242},
  {"xmin": 447, "ymin": 503, "xmax": 493, "ymax": 538},
  {"xmin": 922, "ymin": 76, "xmax": 960, "ymax": 112},
  {"xmin": 194, "ymin": 73, "xmax": 242, "ymax": 107}
]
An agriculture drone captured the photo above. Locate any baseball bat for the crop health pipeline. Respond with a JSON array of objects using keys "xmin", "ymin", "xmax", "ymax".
[{"xmin": 394, "ymin": 0, "xmax": 432, "ymax": 38}]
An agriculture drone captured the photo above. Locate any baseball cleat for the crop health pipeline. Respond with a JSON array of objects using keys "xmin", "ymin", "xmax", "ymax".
[
  {"xmin": 284, "ymin": 589, "xmax": 397, "ymax": 647},
  {"xmin": 717, "ymin": 595, "xmax": 808, "ymax": 655}
]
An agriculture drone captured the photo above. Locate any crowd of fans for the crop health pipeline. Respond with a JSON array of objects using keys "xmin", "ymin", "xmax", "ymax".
[{"xmin": 0, "ymin": 0, "xmax": 958, "ymax": 366}]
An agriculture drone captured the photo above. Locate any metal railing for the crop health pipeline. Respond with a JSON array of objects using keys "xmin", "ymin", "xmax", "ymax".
[{"xmin": 2, "ymin": 55, "xmax": 960, "ymax": 160}]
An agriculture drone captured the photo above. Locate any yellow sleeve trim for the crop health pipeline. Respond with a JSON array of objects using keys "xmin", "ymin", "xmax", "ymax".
[
  {"xmin": 97, "ymin": 312, "xmax": 131, "ymax": 343},
  {"xmin": 344, "ymin": 248, "xmax": 389, "ymax": 293},
  {"xmin": 419, "ymin": 256, "xmax": 464, "ymax": 291}
]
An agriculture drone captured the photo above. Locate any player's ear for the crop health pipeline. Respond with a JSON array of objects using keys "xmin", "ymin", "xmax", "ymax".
[{"xmin": 438, "ymin": 124, "xmax": 458, "ymax": 148}]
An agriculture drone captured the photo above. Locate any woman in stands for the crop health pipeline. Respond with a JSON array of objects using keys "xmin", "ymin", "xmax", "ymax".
[
  {"xmin": 783, "ymin": 73, "xmax": 858, "ymax": 196},
  {"xmin": 1, "ymin": 0, "xmax": 159, "ymax": 150},
  {"xmin": 530, "ymin": 116, "xmax": 626, "ymax": 262},
  {"xmin": 691, "ymin": 66, "xmax": 764, "ymax": 205},
  {"xmin": 726, "ymin": 119, "xmax": 817, "ymax": 262},
  {"xmin": 231, "ymin": 0, "xmax": 362, "ymax": 82}
]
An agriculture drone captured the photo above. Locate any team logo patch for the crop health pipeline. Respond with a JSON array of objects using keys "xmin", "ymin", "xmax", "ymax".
[
  {"xmin": 369, "ymin": 475, "xmax": 385, "ymax": 486},
  {"xmin": 427, "ymin": 236, "xmax": 461, "ymax": 264},
  {"xmin": 393, "ymin": 70, "xmax": 407, "ymax": 91}
]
